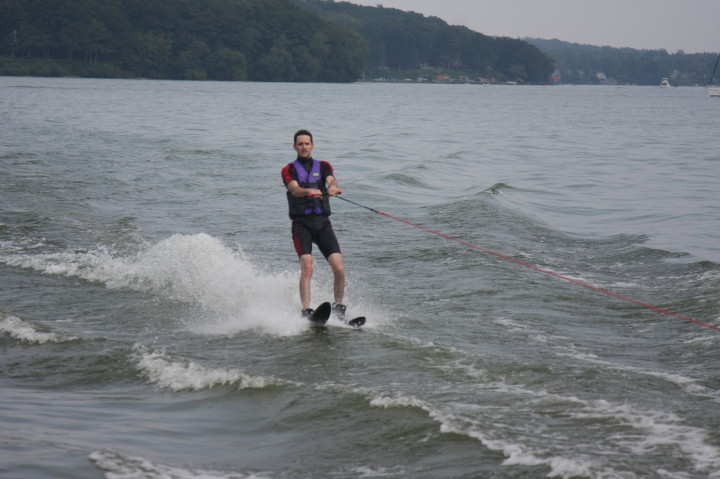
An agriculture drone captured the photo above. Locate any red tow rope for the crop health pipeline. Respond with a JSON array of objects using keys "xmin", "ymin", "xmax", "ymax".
[{"xmin": 335, "ymin": 195, "xmax": 720, "ymax": 333}]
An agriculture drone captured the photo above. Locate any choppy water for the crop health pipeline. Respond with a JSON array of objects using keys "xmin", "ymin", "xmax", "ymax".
[{"xmin": 1, "ymin": 77, "xmax": 719, "ymax": 479}]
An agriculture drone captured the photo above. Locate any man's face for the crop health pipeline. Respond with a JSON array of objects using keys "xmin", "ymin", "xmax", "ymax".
[{"xmin": 293, "ymin": 135, "xmax": 314, "ymax": 159}]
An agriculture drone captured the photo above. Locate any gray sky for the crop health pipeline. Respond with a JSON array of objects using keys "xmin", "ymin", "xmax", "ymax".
[{"xmin": 350, "ymin": 0, "xmax": 720, "ymax": 53}]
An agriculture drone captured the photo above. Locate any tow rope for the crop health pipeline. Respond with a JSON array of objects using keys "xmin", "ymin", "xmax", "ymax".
[{"xmin": 336, "ymin": 195, "xmax": 719, "ymax": 333}]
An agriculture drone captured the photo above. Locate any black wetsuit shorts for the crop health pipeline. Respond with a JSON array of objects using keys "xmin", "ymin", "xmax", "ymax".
[{"xmin": 291, "ymin": 215, "xmax": 341, "ymax": 259}]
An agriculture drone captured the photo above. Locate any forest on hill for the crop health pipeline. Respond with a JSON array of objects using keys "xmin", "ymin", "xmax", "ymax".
[
  {"xmin": 2, "ymin": 0, "xmax": 713, "ymax": 85},
  {"xmin": 291, "ymin": 0, "xmax": 555, "ymax": 83},
  {"xmin": 0, "ymin": 0, "xmax": 367, "ymax": 82},
  {"xmin": 527, "ymin": 38, "xmax": 719, "ymax": 86},
  {"xmin": 0, "ymin": 0, "xmax": 553, "ymax": 83}
]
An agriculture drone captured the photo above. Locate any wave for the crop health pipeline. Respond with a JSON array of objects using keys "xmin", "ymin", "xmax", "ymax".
[
  {"xmin": 90, "ymin": 450, "xmax": 273, "ymax": 479},
  {"xmin": 482, "ymin": 182, "xmax": 514, "ymax": 195},
  {"xmin": 0, "ymin": 233, "xmax": 312, "ymax": 336},
  {"xmin": 550, "ymin": 341, "xmax": 720, "ymax": 400},
  {"xmin": 0, "ymin": 312, "xmax": 79, "ymax": 344},
  {"xmin": 311, "ymin": 328, "xmax": 720, "ymax": 479},
  {"xmin": 131, "ymin": 344, "xmax": 285, "ymax": 392},
  {"xmin": 357, "ymin": 387, "xmax": 601, "ymax": 478},
  {"xmin": 382, "ymin": 172, "xmax": 429, "ymax": 188},
  {"xmin": 360, "ymin": 381, "xmax": 720, "ymax": 479},
  {"xmin": 90, "ymin": 448, "xmax": 408, "ymax": 479},
  {"xmin": 0, "ymin": 233, "xmax": 255, "ymax": 300}
]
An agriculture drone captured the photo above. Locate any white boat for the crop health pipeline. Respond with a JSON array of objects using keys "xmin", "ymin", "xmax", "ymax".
[
  {"xmin": 709, "ymin": 52, "xmax": 720, "ymax": 97},
  {"xmin": 660, "ymin": 78, "xmax": 670, "ymax": 88}
]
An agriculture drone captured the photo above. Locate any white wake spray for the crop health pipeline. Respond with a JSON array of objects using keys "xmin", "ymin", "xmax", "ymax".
[{"xmin": 0, "ymin": 233, "xmax": 307, "ymax": 336}]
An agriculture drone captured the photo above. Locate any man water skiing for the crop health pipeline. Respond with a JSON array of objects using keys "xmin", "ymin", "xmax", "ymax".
[{"xmin": 281, "ymin": 130, "xmax": 346, "ymax": 321}]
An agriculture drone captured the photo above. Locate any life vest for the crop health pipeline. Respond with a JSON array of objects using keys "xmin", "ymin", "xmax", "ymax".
[{"xmin": 287, "ymin": 159, "xmax": 331, "ymax": 217}]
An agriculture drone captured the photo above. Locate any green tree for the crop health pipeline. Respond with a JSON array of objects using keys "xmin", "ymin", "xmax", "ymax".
[
  {"xmin": 206, "ymin": 47, "xmax": 247, "ymax": 80},
  {"xmin": 15, "ymin": 23, "xmax": 52, "ymax": 57},
  {"xmin": 320, "ymin": 25, "xmax": 366, "ymax": 81},
  {"xmin": 509, "ymin": 64, "xmax": 527, "ymax": 82},
  {"xmin": 83, "ymin": 19, "xmax": 113, "ymax": 63},
  {"xmin": 254, "ymin": 38, "xmax": 297, "ymax": 81},
  {"xmin": 175, "ymin": 40, "xmax": 210, "ymax": 80},
  {"xmin": 292, "ymin": 44, "xmax": 320, "ymax": 82},
  {"xmin": 134, "ymin": 31, "xmax": 172, "ymax": 78}
]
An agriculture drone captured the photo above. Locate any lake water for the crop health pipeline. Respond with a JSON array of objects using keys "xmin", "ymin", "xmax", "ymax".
[{"xmin": 1, "ymin": 76, "xmax": 719, "ymax": 479}]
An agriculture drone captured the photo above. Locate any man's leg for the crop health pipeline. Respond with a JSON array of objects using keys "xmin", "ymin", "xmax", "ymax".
[
  {"xmin": 299, "ymin": 254, "xmax": 313, "ymax": 310},
  {"xmin": 327, "ymin": 253, "xmax": 345, "ymax": 305}
]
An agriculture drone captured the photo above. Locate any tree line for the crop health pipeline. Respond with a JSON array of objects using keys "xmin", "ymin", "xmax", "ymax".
[
  {"xmin": 291, "ymin": 0, "xmax": 555, "ymax": 83},
  {"xmin": 527, "ymin": 39, "xmax": 719, "ymax": 86},
  {"xmin": 6, "ymin": 0, "xmax": 709, "ymax": 85},
  {"xmin": 293, "ymin": 1, "xmax": 717, "ymax": 86},
  {"xmin": 0, "ymin": 0, "xmax": 367, "ymax": 82},
  {"xmin": 0, "ymin": 0, "xmax": 556, "ymax": 83}
]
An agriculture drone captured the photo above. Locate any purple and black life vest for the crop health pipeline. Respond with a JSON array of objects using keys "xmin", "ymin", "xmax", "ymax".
[{"xmin": 287, "ymin": 159, "xmax": 331, "ymax": 218}]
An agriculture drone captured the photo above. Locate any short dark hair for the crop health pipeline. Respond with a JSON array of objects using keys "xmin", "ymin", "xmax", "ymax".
[{"xmin": 294, "ymin": 129, "xmax": 313, "ymax": 145}]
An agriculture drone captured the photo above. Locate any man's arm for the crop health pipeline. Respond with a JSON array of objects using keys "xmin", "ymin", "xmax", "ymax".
[
  {"xmin": 325, "ymin": 175, "xmax": 340, "ymax": 196},
  {"xmin": 321, "ymin": 161, "xmax": 341, "ymax": 196},
  {"xmin": 281, "ymin": 162, "xmax": 339, "ymax": 197},
  {"xmin": 282, "ymin": 164, "xmax": 321, "ymax": 198},
  {"xmin": 286, "ymin": 180, "xmax": 322, "ymax": 198}
]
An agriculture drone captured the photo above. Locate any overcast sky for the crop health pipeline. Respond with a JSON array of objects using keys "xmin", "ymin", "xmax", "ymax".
[{"xmin": 350, "ymin": 0, "xmax": 720, "ymax": 53}]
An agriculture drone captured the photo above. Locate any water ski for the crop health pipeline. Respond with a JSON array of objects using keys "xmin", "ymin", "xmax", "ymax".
[
  {"xmin": 306, "ymin": 302, "xmax": 331, "ymax": 325},
  {"xmin": 332, "ymin": 303, "xmax": 366, "ymax": 328},
  {"xmin": 304, "ymin": 302, "xmax": 366, "ymax": 328},
  {"xmin": 348, "ymin": 316, "xmax": 366, "ymax": 327}
]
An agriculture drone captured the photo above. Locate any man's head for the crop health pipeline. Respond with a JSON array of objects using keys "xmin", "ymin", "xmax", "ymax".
[{"xmin": 293, "ymin": 129, "xmax": 314, "ymax": 159}]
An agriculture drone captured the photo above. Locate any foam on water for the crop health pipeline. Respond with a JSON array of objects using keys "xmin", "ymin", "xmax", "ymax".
[
  {"xmin": 0, "ymin": 231, "xmax": 391, "ymax": 337},
  {"xmin": 319, "ymin": 325, "xmax": 720, "ymax": 479},
  {"xmin": 89, "ymin": 450, "xmax": 273, "ymax": 479},
  {"xmin": 131, "ymin": 344, "xmax": 280, "ymax": 392},
  {"xmin": 0, "ymin": 313, "xmax": 78, "ymax": 344},
  {"xmin": 365, "ymin": 380, "xmax": 720, "ymax": 479},
  {"xmin": 0, "ymin": 233, "xmax": 311, "ymax": 336}
]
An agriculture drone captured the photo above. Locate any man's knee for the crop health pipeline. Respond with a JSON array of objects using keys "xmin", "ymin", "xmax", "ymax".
[
  {"xmin": 328, "ymin": 253, "xmax": 345, "ymax": 276},
  {"xmin": 300, "ymin": 255, "xmax": 313, "ymax": 276}
]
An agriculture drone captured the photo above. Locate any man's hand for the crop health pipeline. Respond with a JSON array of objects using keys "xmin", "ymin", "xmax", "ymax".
[
  {"xmin": 326, "ymin": 185, "xmax": 342, "ymax": 197},
  {"xmin": 307, "ymin": 188, "xmax": 323, "ymax": 198}
]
